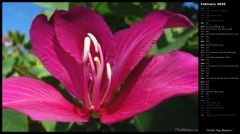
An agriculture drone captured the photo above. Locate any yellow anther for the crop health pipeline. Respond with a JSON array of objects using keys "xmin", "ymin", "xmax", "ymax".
[
  {"xmin": 106, "ymin": 63, "xmax": 112, "ymax": 80},
  {"xmin": 94, "ymin": 57, "xmax": 101, "ymax": 80}
]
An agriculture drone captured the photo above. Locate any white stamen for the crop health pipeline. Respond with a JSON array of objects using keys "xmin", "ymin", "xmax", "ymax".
[
  {"xmin": 100, "ymin": 62, "xmax": 112, "ymax": 105},
  {"xmin": 83, "ymin": 37, "xmax": 91, "ymax": 62},
  {"xmin": 87, "ymin": 33, "xmax": 99, "ymax": 52},
  {"xmin": 94, "ymin": 57, "xmax": 101, "ymax": 80},
  {"xmin": 106, "ymin": 63, "xmax": 112, "ymax": 80}
]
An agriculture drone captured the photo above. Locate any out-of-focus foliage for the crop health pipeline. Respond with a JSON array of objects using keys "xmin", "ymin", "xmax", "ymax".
[
  {"xmin": 3, "ymin": 110, "xmax": 29, "ymax": 132},
  {"xmin": 2, "ymin": 2, "xmax": 198, "ymax": 132},
  {"xmin": 149, "ymin": 24, "xmax": 198, "ymax": 56},
  {"xmin": 2, "ymin": 31, "xmax": 50, "ymax": 79}
]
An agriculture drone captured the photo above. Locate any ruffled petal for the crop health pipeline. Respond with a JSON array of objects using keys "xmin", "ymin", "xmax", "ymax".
[
  {"xmin": 100, "ymin": 51, "xmax": 198, "ymax": 124},
  {"xmin": 30, "ymin": 14, "xmax": 81, "ymax": 100},
  {"xmin": 104, "ymin": 10, "xmax": 193, "ymax": 103},
  {"xmin": 54, "ymin": 43, "xmax": 91, "ymax": 109},
  {"xmin": 3, "ymin": 77, "xmax": 89, "ymax": 122},
  {"xmin": 53, "ymin": 6, "xmax": 115, "ymax": 63}
]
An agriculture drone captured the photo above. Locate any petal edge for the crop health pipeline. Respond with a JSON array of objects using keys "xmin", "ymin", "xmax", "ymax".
[
  {"xmin": 101, "ymin": 51, "xmax": 198, "ymax": 124},
  {"xmin": 3, "ymin": 77, "xmax": 89, "ymax": 122}
]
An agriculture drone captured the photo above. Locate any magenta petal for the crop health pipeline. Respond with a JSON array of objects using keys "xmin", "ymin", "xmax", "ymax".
[
  {"xmin": 100, "ymin": 51, "xmax": 198, "ymax": 124},
  {"xmin": 3, "ymin": 77, "xmax": 89, "ymax": 122},
  {"xmin": 54, "ymin": 6, "xmax": 115, "ymax": 63},
  {"xmin": 104, "ymin": 10, "xmax": 193, "ymax": 103},
  {"xmin": 30, "ymin": 14, "xmax": 81, "ymax": 100},
  {"xmin": 54, "ymin": 43, "xmax": 91, "ymax": 109}
]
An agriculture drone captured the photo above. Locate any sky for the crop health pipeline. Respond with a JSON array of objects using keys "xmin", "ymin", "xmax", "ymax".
[
  {"xmin": 183, "ymin": 2, "xmax": 198, "ymax": 10},
  {"xmin": 2, "ymin": 2, "xmax": 198, "ymax": 40},
  {"xmin": 2, "ymin": 2, "xmax": 49, "ymax": 39}
]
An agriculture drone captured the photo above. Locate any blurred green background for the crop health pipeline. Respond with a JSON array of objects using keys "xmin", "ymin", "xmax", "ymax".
[{"xmin": 2, "ymin": 2, "xmax": 198, "ymax": 132}]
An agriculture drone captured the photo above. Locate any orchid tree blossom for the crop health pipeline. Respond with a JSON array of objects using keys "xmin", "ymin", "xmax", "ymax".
[{"xmin": 2, "ymin": 6, "xmax": 198, "ymax": 124}]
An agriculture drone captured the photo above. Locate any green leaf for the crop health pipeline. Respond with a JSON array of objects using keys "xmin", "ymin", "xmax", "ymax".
[
  {"xmin": 29, "ymin": 66, "xmax": 51, "ymax": 78},
  {"xmin": 133, "ymin": 113, "xmax": 152, "ymax": 132},
  {"xmin": 189, "ymin": 95, "xmax": 198, "ymax": 103},
  {"xmin": 24, "ymin": 52, "xmax": 38, "ymax": 63},
  {"xmin": 2, "ymin": 45, "xmax": 8, "ymax": 57},
  {"xmin": 55, "ymin": 122, "xmax": 74, "ymax": 132},
  {"xmin": 109, "ymin": 3, "xmax": 148, "ymax": 18},
  {"xmin": 133, "ymin": 96, "xmax": 198, "ymax": 132},
  {"xmin": 153, "ymin": 2, "xmax": 167, "ymax": 10},
  {"xmin": 41, "ymin": 10, "xmax": 54, "ymax": 20},
  {"xmin": 107, "ymin": 119, "xmax": 138, "ymax": 132},
  {"xmin": 164, "ymin": 29, "xmax": 174, "ymax": 42},
  {"xmin": 35, "ymin": 2, "xmax": 69, "ymax": 10},
  {"xmin": 148, "ymin": 24, "xmax": 198, "ymax": 55},
  {"xmin": 2, "ymin": 56, "xmax": 16, "ymax": 77},
  {"xmin": 41, "ymin": 121, "xmax": 57, "ymax": 132},
  {"xmin": 3, "ymin": 110, "xmax": 29, "ymax": 132},
  {"xmin": 14, "ymin": 65, "xmax": 38, "ymax": 78},
  {"xmin": 91, "ymin": 2, "xmax": 111, "ymax": 15}
]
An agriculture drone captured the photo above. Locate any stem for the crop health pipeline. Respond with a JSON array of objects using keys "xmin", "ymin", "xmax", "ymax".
[{"xmin": 85, "ymin": 118, "xmax": 100, "ymax": 132}]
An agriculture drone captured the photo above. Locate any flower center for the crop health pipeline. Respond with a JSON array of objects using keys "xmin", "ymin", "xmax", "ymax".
[{"xmin": 82, "ymin": 33, "xmax": 112, "ymax": 113}]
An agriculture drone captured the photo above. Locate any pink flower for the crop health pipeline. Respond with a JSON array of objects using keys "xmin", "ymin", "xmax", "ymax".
[
  {"xmin": 2, "ymin": 36, "xmax": 13, "ymax": 47},
  {"xmin": 2, "ymin": 6, "xmax": 198, "ymax": 124}
]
